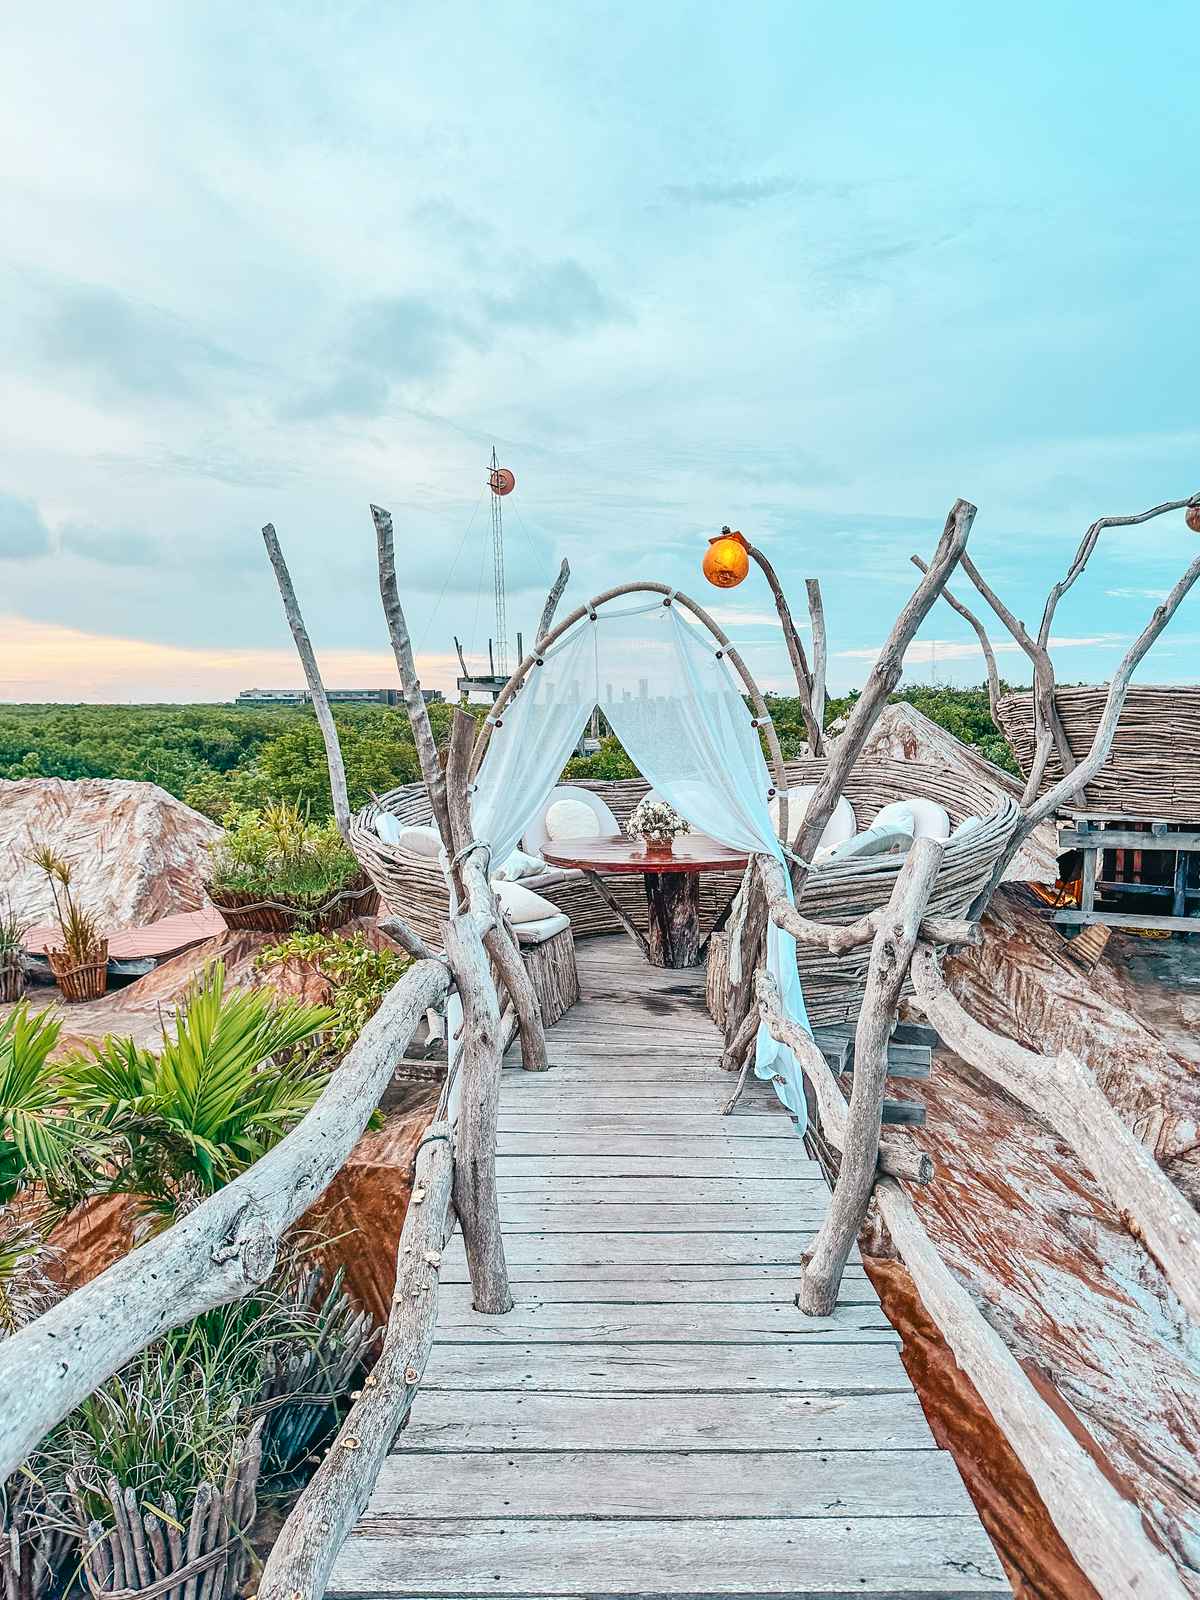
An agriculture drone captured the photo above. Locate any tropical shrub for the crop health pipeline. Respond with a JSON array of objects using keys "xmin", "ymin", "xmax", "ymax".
[
  {"xmin": 206, "ymin": 802, "xmax": 362, "ymax": 911},
  {"xmin": 62, "ymin": 963, "xmax": 332, "ymax": 1224},
  {"xmin": 257, "ymin": 931, "xmax": 412, "ymax": 1062},
  {"xmin": 0, "ymin": 1005, "xmax": 99, "ymax": 1211},
  {"xmin": 25, "ymin": 846, "xmax": 105, "ymax": 968}
]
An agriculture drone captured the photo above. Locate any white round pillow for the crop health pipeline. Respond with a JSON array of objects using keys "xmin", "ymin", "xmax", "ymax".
[
  {"xmin": 769, "ymin": 785, "xmax": 856, "ymax": 849},
  {"xmin": 951, "ymin": 814, "xmax": 983, "ymax": 839},
  {"xmin": 374, "ymin": 811, "xmax": 403, "ymax": 846},
  {"xmin": 545, "ymin": 797, "xmax": 603, "ymax": 842},
  {"xmin": 870, "ymin": 801, "xmax": 917, "ymax": 836},
  {"xmin": 897, "ymin": 795, "xmax": 951, "ymax": 841},
  {"xmin": 494, "ymin": 879, "xmax": 563, "ymax": 925}
]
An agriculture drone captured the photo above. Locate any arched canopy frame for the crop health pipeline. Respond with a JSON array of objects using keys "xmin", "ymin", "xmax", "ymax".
[{"xmin": 468, "ymin": 581, "xmax": 793, "ymax": 849}]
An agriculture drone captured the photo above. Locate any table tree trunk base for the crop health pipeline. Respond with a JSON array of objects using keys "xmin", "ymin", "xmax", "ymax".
[{"xmin": 644, "ymin": 871, "xmax": 701, "ymax": 968}]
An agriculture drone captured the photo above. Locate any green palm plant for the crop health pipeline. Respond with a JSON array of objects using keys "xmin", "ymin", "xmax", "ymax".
[
  {"xmin": 0, "ymin": 1004, "xmax": 99, "ymax": 1210},
  {"xmin": 63, "ymin": 963, "xmax": 333, "ymax": 1223}
]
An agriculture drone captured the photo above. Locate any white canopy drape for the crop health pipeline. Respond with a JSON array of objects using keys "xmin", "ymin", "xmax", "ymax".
[{"xmin": 470, "ymin": 596, "xmax": 811, "ymax": 1130}]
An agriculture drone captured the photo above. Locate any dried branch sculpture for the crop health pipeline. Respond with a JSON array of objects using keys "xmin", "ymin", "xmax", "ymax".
[
  {"xmin": 742, "ymin": 537, "xmax": 822, "ymax": 750},
  {"xmin": 536, "ymin": 557, "xmax": 571, "ymax": 644},
  {"xmin": 261, "ymin": 522, "xmax": 353, "ymax": 840}
]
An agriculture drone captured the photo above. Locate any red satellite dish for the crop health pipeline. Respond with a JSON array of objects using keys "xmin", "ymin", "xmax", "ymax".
[{"xmin": 489, "ymin": 466, "xmax": 516, "ymax": 496}]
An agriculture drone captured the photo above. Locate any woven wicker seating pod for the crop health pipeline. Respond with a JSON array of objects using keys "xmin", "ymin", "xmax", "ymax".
[
  {"xmin": 349, "ymin": 755, "xmax": 1019, "ymax": 1023},
  {"xmin": 996, "ymin": 684, "xmax": 1200, "ymax": 822}
]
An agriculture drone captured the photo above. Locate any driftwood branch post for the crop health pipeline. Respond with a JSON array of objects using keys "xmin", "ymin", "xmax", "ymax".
[
  {"xmin": 257, "ymin": 1122, "xmax": 456, "ymax": 1600},
  {"xmin": 743, "ymin": 538, "xmax": 821, "ymax": 750},
  {"xmin": 910, "ymin": 554, "xmax": 1002, "ymax": 727},
  {"xmin": 536, "ymin": 558, "xmax": 571, "ymax": 644},
  {"xmin": 804, "ymin": 578, "xmax": 827, "ymax": 735},
  {"xmin": 261, "ymin": 523, "xmax": 353, "ymax": 840},
  {"xmin": 794, "ymin": 839, "xmax": 943, "ymax": 1315}
]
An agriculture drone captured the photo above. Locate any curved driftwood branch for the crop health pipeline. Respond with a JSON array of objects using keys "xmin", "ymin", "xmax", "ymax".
[
  {"xmin": 797, "ymin": 839, "xmax": 943, "ymax": 1316},
  {"xmin": 910, "ymin": 942, "xmax": 1200, "ymax": 1327},
  {"xmin": 757, "ymin": 971, "xmax": 933, "ymax": 1188},
  {"xmin": 976, "ymin": 553, "xmax": 1200, "ymax": 908},
  {"xmin": 744, "ymin": 540, "xmax": 820, "ymax": 751},
  {"xmin": 876, "ymin": 1176, "xmax": 1189, "ymax": 1600},
  {"xmin": 1038, "ymin": 492, "xmax": 1200, "ymax": 649},
  {"xmin": 536, "ymin": 558, "xmax": 571, "ymax": 645},
  {"xmin": 257, "ymin": 1121, "xmax": 456, "ymax": 1600},
  {"xmin": 0, "ymin": 958, "xmax": 451, "ymax": 1482},
  {"xmin": 373, "ymin": 504, "xmax": 451, "ymax": 845},
  {"xmin": 261, "ymin": 523, "xmax": 352, "ymax": 840},
  {"xmin": 768, "ymin": 890, "xmax": 978, "ymax": 956},
  {"xmin": 376, "ymin": 916, "xmax": 438, "ymax": 963},
  {"xmin": 791, "ymin": 499, "xmax": 977, "ymax": 879},
  {"xmin": 805, "ymin": 578, "xmax": 828, "ymax": 736},
  {"xmin": 910, "ymin": 554, "xmax": 1002, "ymax": 726}
]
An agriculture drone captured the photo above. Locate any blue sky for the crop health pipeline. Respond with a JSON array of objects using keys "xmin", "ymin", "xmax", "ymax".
[{"xmin": 0, "ymin": 0, "xmax": 1197, "ymax": 700}]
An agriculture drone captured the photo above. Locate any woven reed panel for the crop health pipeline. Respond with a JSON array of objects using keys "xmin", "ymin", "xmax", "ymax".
[{"xmin": 996, "ymin": 685, "xmax": 1200, "ymax": 821}]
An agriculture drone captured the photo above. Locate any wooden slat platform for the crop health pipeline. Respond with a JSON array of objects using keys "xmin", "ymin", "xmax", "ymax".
[{"xmin": 330, "ymin": 936, "xmax": 1007, "ymax": 1599}]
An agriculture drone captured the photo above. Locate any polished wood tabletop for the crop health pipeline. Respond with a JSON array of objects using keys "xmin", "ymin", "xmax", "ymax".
[{"xmin": 539, "ymin": 831, "xmax": 748, "ymax": 876}]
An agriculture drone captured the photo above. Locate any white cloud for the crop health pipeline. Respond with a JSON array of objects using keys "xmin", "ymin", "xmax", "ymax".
[
  {"xmin": 835, "ymin": 633, "xmax": 1127, "ymax": 663},
  {"xmin": 1105, "ymin": 587, "xmax": 1169, "ymax": 600}
]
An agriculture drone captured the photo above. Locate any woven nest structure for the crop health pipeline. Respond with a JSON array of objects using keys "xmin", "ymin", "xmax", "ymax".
[
  {"xmin": 350, "ymin": 757, "xmax": 1019, "ymax": 1024},
  {"xmin": 996, "ymin": 685, "xmax": 1200, "ymax": 822}
]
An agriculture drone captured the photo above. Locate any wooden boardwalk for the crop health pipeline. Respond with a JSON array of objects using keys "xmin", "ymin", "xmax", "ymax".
[{"xmin": 331, "ymin": 936, "xmax": 1008, "ymax": 1598}]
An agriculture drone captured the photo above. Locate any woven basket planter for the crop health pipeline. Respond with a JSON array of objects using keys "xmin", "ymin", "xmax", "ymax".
[
  {"xmin": 206, "ymin": 872, "xmax": 379, "ymax": 934},
  {"xmin": 47, "ymin": 941, "xmax": 109, "ymax": 1002},
  {"xmin": 351, "ymin": 760, "xmax": 1020, "ymax": 1025},
  {"xmin": 0, "ymin": 951, "xmax": 26, "ymax": 1003}
]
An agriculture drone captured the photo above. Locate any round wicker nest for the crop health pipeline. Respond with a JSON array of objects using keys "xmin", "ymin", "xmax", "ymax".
[
  {"xmin": 206, "ymin": 872, "xmax": 379, "ymax": 935},
  {"xmin": 349, "ymin": 758, "xmax": 1020, "ymax": 1023}
]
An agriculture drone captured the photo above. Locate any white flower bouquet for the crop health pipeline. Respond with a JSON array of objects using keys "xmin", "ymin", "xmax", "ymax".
[{"xmin": 626, "ymin": 796, "xmax": 691, "ymax": 849}]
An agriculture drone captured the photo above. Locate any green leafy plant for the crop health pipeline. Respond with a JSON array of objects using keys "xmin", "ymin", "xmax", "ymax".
[
  {"xmin": 0, "ymin": 897, "xmax": 27, "ymax": 957},
  {"xmin": 0, "ymin": 1005, "xmax": 100, "ymax": 1210},
  {"xmin": 62, "ymin": 963, "xmax": 332, "ymax": 1224},
  {"xmin": 25, "ymin": 847, "xmax": 105, "ymax": 967},
  {"xmin": 257, "ymin": 931, "xmax": 412, "ymax": 1061},
  {"xmin": 0, "ymin": 1212, "xmax": 62, "ymax": 1337},
  {"xmin": 206, "ymin": 801, "xmax": 362, "ymax": 911}
]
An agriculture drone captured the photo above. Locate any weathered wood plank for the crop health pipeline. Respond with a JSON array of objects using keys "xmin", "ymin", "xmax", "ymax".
[
  {"xmin": 365, "ymin": 1448, "xmax": 970, "ymax": 1519},
  {"xmin": 441, "ymin": 1231, "xmax": 836, "ymax": 1267},
  {"xmin": 440, "ymin": 1258, "xmax": 872, "ymax": 1286},
  {"xmin": 397, "ymin": 1388, "xmax": 932, "ymax": 1452},
  {"xmin": 495, "ymin": 1176, "xmax": 827, "ymax": 1201},
  {"xmin": 435, "ymin": 1277, "xmax": 882, "ymax": 1310},
  {"xmin": 330, "ymin": 1517, "xmax": 1008, "ymax": 1596},
  {"xmin": 494, "ymin": 1154, "xmax": 821, "ymax": 1180},
  {"xmin": 432, "ymin": 1302, "xmax": 898, "ymax": 1343},
  {"xmin": 496, "ymin": 1135, "xmax": 805, "ymax": 1159},
  {"xmin": 420, "ymin": 1342, "xmax": 907, "ymax": 1393},
  {"xmin": 497, "ymin": 1201, "xmax": 830, "ymax": 1231}
]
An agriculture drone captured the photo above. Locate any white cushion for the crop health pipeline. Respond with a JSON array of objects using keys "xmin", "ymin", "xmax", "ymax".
[
  {"xmin": 495, "ymin": 879, "xmax": 562, "ymax": 925},
  {"xmin": 818, "ymin": 821, "xmax": 914, "ymax": 866},
  {"xmin": 522, "ymin": 785, "xmax": 620, "ymax": 855},
  {"xmin": 374, "ymin": 812, "xmax": 403, "ymax": 845},
  {"xmin": 494, "ymin": 847, "xmax": 546, "ymax": 881},
  {"xmin": 513, "ymin": 911, "xmax": 570, "ymax": 946},
  {"xmin": 898, "ymin": 795, "xmax": 951, "ymax": 841},
  {"xmin": 396, "ymin": 823, "xmax": 442, "ymax": 860},
  {"xmin": 951, "ymin": 814, "xmax": 983, "ymax": 839},
  {"xmin": 545, "ymin": 798, "xmax": 602, "ymax": 842},
  {"xmin": 769, "ymin": 786, "xmax": 856, "ymax": 849},
  {"xmin": 870, "ymin": 801, "xmax": 917, "ymax": 836}
]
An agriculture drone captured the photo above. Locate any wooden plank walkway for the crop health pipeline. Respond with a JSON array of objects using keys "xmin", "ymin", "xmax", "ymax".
[{"xmin": 330, "ymin": 936, "xmax": 1008, "ymax": 1598}]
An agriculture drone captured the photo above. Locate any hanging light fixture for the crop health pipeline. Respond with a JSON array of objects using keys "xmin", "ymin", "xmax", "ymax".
[
  {"xmin": 702, "ymin": 526, "xmax": 751, "ymax": 588},
  {"xmin": 1186, "ymin": 502, "xmax": 1200, "ymax": 534}
]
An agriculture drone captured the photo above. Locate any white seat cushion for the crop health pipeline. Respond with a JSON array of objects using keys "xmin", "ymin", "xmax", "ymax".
[
  {"xmin": 513, "ymin": 911, "xmax": 570, "ymax": 946},
  {"xmin": 950, "ymin": 813, "xmax": 982, "ymax": 839},
  {"xmin": 374, "ymin": 812, "xmax": 403, "ymax": 845},
  {"xmin": 545, "ymin": 798, "xmax": 602, "ymax": 842},
  {"xmin": 818, "ymin": 819, "xmax": 915, "ymax": 866},
  {"xmin": 495, "ymin": 847, "xmax": 546, "ymax": 881},
  {"xmin": 898, "ymin": 795, "xmax": 951, "ymax": 841},
  {"xmin": 396, "ymin": 823, "xmax": 442, "ymax": 859},
  {"xmin": 769, "ymin": 786, "xmax": 857, "ymax": 849},
  {"xmin": 495, "ymin": 879, "xmax": 564, "ymax": 925},
  {"xmin": 870, "ymin": 801, "xmax": 918, "ymax": 836}
]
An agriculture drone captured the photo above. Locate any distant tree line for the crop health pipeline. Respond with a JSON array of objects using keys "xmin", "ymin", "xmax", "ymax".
[{"xmin": 0, "ymin": 684, "xmax": 1019, "ymax": 823}]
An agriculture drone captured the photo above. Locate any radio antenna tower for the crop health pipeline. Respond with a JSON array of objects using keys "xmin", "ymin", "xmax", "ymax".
[{"xmin": 487, "ymin": 446, "xmax": 515, "ymax": 676}]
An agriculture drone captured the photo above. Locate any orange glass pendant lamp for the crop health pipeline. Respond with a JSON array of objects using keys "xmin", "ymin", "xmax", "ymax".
[
  {"xmin": 1187, "ymin": 502, "xmax": 1200, "ymax": 534},
  {"xmin": 702, "ymin": 526, "xmax": 751, "ymax": 588}
]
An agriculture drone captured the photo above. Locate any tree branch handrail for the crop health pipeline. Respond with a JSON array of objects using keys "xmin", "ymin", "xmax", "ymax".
[{"xmin": 0, "ymin": 957, "xmax": 452, "ymax": 1483}]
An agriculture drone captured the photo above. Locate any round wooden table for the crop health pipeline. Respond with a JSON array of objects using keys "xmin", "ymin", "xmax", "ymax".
[{"xmin": 539, "ymin": 833, "xmax": 749, "ymax": 968}]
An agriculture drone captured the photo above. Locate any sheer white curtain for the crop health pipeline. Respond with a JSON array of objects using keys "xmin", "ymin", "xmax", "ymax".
[{"xmin": 469, "ymin": 597, "xmax": 811, "ymax": 1130}]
